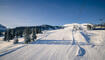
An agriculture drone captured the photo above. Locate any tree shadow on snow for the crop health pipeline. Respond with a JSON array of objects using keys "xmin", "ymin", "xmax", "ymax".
[
  {"xmin": 31, "ymin": 40, "xmax": 73, "ymax": 45},
  {"xmin": 80, "ymin": 32, "xmax": 90, "ymax": 43},
  {"xmin": 30, "ymin": 40, "xmax": 94, "ymax": 45},
  {"xmin": 0, "ymin": 45, "xmax": 25, "ymax": 57}
]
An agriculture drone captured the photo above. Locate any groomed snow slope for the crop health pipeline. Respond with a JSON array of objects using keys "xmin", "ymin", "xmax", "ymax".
[{"xmin": 0, "ymin": 24, "xmax": 105, "ymax": 60}]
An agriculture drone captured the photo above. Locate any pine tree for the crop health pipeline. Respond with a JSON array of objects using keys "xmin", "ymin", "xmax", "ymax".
[
  {"xmin": 10, "ymin": 29, "xmax": 15, "ymax": 40},
  {"xmin": 7, "ymin": 29, "xmax": 11, "ymax": 42},
  {"xmin": 31, "ymin": 28, "xmax": 37, "ymax": 41},
  {"xmin": 35, "ymin": 28, "xmax": 38, "ymax": 34},
  {"xmin": 24, "ymin": 27, "xmax": 31, "ymax": 44},
  {"xmin": 13, "ymin": 36, "xmax": 18, "ymax": 44},
  {"xmin": 4, "ymin": 29, "xmax": 10, "ymax": 42},
  {"xmin": 3, "ymin": 31, "xmax": 7, "ymax": 41},
  {"xmin": 38, "ymin": 28, "xmax": 42, "ymax": 33}
]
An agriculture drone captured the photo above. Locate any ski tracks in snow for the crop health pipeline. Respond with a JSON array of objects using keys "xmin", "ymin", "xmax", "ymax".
[{"xmin": 72, "ymin": 29, "xmax": 86, "ymax": 57}]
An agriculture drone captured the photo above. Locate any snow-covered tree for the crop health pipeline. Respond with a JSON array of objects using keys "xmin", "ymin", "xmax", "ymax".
[
  {"xmin": 24, "ymin": 27, "xmax": 31, "ymax": 44},
  {"xmin": 38, "ymin": 28, "xmax": 42, "ymax": 33},
  {"xmin": 13, "ymin": 36, "xmax": 18, "ymax": 44},
  {"xmin": 31, "ymin": 28, "xmax": 37, "ymax": 41},
  {"xmin": 10, "ymin": 29, "xmax": 15, "ymax": 40},
  {"xmin": 4, "ymin": 29, "xmax": 10, "ymax": 42},
  {"xmin": 3, "ymin": 31, "xmax": 7, "ymax": 41}
]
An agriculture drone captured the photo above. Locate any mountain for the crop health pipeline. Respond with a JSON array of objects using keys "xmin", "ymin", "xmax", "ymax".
[
  {"xmin": 0, "ymin": 24, "xmax": 7, "ymax": 32},
  {"xmin": 12, "ymin": 24, "xmax": 63, "ymax": 32}
]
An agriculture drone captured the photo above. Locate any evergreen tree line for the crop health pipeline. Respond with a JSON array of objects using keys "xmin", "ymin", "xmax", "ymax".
[
  {"xmin": 87, "ymin": 23, "xmax": 105, "ymax": 30},
  {"xmin": 93, "ymin": 23, "xmax": 105, "ymax": 28},
  {"xmin": 3, "ymin": 27, "xmax": 41, "ymax": 44},
  {"xmin": 3, "ymin": 25, "xmax": 63, "ymax": 44}
]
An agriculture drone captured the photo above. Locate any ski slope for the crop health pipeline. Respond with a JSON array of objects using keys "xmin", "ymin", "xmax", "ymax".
[{"xmin": 0, "ymin": 24, "xmax": 105, "ymax": 60}]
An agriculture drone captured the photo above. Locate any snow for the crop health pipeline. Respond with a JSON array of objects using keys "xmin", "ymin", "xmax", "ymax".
[{"xmin": 0, "ymin": 23, "xmax": 105, "ymax": 60}]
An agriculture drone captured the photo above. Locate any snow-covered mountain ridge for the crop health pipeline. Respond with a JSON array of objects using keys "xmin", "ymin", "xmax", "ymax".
[{"xmin": 0, "ymin": 24, "xmax": 6, "ymax": 32}]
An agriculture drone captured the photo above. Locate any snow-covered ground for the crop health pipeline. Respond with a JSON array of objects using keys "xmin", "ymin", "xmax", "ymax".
[{"xmin": 0, "ymin": 23, "xmax": 105, "ymax": 60}]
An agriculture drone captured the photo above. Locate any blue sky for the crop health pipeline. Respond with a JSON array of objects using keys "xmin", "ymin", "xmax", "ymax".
[{"xmin": 0, "ymin": 0, "xmax": 105, "ymax": 28}]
